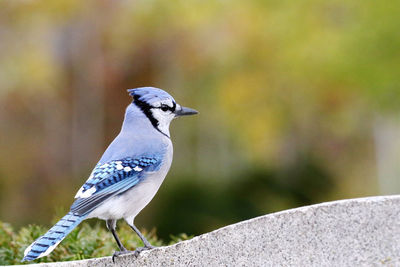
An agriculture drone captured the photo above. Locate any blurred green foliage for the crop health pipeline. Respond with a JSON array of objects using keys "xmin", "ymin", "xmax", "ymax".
[
  {"xmin": 0, "ymin": 0, "xmax": 399, "ymax": 260},
  {"xmin": 0, "ymin": 219, "xmax": 190, "ymax": 265}
]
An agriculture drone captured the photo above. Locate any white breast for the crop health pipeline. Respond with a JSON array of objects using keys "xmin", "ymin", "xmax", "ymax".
[{"xmin": 87, "ymin": 141, "xmax": 173, "ymax": 222}]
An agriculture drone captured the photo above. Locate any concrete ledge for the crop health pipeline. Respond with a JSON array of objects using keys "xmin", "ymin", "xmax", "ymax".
[{"xmin": 20, "ymin": 195, "xmax": 400, "ymax": 266}]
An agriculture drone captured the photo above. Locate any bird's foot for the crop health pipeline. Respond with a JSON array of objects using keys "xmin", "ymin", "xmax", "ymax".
[
  {"xmin": 112, "ymin": 246, "xmax": 155, "ymax": 262},
  {"xmin": 112, "ymin": 250, "xmax": 132, "ymax": 263},
  {"xmin": 133, "ymin": 245, "xmax": 155, "ymax": 257}
]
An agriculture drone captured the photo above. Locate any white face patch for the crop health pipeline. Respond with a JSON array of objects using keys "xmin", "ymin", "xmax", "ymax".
[
  {"xmin": 153, "ymin": 99, "xmax": 173, "ymax": 108},
  {"xmin": 150, "ymin": 100, "xmax": 176, "ymax": 137}
]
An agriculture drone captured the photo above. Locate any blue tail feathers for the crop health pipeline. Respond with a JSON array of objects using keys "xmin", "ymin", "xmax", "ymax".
[{"xmin": 22, "ymin": 212, "xmax": 85, "ymax": 262}]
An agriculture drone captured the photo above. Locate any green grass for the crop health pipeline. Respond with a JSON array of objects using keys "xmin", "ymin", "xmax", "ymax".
[{"xmin": 0, "ymin": 220, "xmax": 192, "ymax": 265}]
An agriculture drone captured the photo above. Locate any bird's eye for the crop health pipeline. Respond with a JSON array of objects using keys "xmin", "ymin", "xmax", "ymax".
[{"xmin": 160, "ymin": 105, "xmax": 169, "ymax": 112}]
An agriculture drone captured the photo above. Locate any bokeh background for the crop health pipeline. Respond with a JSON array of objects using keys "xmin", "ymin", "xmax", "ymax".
[{"xmin": 0, "ymin": 0, "xmax": 399, "ymax": 240}]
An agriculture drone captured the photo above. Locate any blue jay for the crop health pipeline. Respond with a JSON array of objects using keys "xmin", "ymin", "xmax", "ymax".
[{"xmin": 22, "ymin": 87, "xmax": 198, "ymax": 262}]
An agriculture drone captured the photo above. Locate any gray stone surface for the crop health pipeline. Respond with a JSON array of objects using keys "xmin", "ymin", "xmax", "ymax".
[{"xmin": 16, "ymin": 195, "xmax": 400, "ymax": 266}]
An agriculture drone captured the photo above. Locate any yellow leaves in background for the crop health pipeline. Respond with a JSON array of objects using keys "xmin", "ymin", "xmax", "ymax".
[
  {"xmin": 0, "ymin": 47, "xmax": 59, "ymax": 95},
  {"xmin": 219, "ymin": 72, "xmax": 283, "ymax": 164}
]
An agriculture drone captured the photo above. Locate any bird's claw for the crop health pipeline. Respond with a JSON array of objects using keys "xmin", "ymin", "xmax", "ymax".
[
  {"xmin": 112, "ymin": 250, "xmax": 132, "ymax": 263},
  {"xmin": 133, "ymin": 245, "xmax": 155, "ymax": 257}
]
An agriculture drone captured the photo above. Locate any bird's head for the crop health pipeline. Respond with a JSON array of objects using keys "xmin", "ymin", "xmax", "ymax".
[{"xmin": 128, "ymin": 87, "xmax": 198, "ymax": 137}]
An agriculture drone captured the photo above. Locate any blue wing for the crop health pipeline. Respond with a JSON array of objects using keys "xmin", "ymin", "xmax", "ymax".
[{"xmin": 70, "ymin": 156, "xmax": 161, "ymax": 216}]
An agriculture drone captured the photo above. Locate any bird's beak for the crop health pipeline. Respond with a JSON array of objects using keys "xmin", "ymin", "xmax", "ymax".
[{"xmin": 174, "ymin": 105, "xmax": 198, "ymax": 117}]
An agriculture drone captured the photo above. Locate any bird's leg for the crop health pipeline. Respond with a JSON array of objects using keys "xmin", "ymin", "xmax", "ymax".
[
  {"xmin": 106, "ymin": 219, "xmax": 127, "ymax": 251},
  {"xmin": 106, "ymin": 220, "xmax": 131, "ymax": 262},
  {"xmin": 130, "ymin": 223, "xmax": 154, "ymax": 248},
  {"xmin": 126, "ymin": 220, "xmax": 155, "ymax": 256}
]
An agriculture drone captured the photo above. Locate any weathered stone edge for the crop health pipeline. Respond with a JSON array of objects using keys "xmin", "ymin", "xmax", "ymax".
[{"xmin": 13, "ymin": 195, "xmax": 400, "ymax": 267}]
